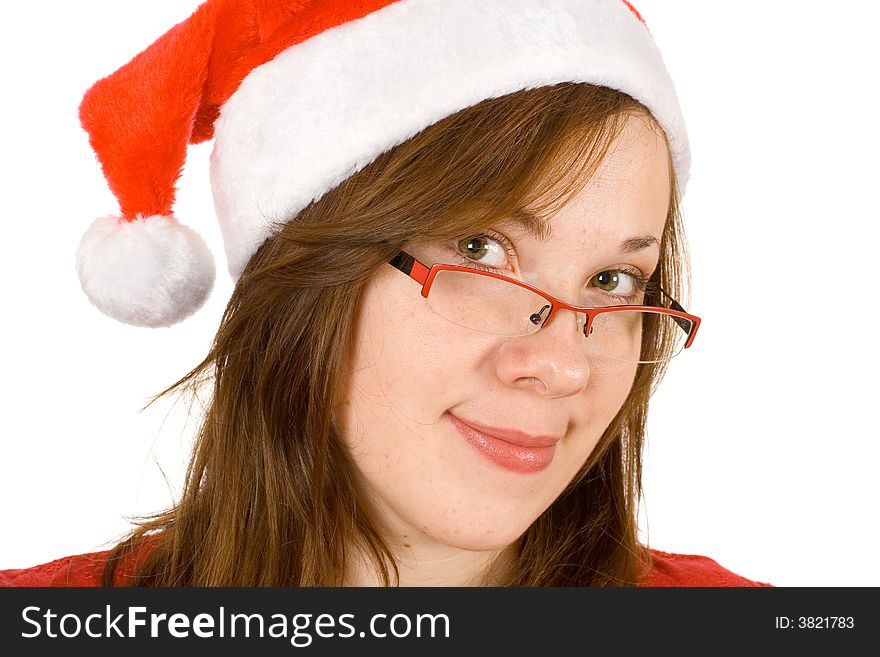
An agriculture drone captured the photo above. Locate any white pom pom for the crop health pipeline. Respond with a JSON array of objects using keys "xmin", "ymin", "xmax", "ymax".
[{"xmin": 76, "ymin": 214, "xmax": 216, "ymax": 328}]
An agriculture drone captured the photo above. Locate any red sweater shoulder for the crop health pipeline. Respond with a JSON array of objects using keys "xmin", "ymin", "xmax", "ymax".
[
  {"xmin": 0, "ymin": 550, "xmax": 112, "ymax": 587},
  {"xmin": 639, "ymin": 548, "xmax": 773, "ymax": 587},
  {"xmin": 2, "ymin": 546, "xmax": 772, "ymax": 587}
]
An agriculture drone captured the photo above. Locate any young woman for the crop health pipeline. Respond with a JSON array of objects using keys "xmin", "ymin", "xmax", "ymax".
[{"xmin": 1, "ymin": 0, "xmax": 769, "ymax": 587}]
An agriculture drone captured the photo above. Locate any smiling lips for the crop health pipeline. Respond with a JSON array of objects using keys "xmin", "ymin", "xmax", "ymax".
[{"xmin": 447, "ymin": 412, "xmax": 560, "ymax": 474}]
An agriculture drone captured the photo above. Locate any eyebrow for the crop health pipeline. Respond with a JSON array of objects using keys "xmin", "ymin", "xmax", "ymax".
[
  {"xmin": 508, "ymin": 207, "xmax": 553, "ymax": 241},
  {"xmin": 618, "ymin": 235, "xmax": 660, "ymax": 253},
  {"xmin": 507, "ymin": 208, "xmax": 660, "ymax": 253}
]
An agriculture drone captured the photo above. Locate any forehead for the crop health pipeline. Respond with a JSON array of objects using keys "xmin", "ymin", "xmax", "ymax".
[{"xmin": 509, "ymin": 114, "xmax": 671, "ymax": 244}]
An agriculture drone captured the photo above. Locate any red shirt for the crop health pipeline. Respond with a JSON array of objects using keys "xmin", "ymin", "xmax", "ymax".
[{"xmin": 0, "ymin": 548, "xmax": 771, "ymax": 587}]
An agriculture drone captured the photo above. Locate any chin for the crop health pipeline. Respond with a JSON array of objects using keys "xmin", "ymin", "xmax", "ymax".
[{"xmin": 426, "ymin": 514, "xmax": 534, "ymax": 553}]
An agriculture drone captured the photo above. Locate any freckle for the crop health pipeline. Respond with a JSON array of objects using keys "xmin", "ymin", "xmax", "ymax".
[{"xmin": 403, "ymin": 543, "xmax": 411, "ymax": 548}]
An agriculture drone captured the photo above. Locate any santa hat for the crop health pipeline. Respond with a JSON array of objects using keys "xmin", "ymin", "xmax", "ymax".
[{"xmin": 76, "ymin": 0, "xmax": 689, "ymax": 328}]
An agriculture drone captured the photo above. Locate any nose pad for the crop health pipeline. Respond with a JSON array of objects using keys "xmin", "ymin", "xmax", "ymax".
[
  {"xmin": 575, "ymin": 312, "xmax": 588, "ymax": 332},
  {"xmin": 534, "ymin": 306, "xmax": 591, "ymax": 342},
  {"xmin": 529, "ymin": 304, "xmax": 552, "ymax": 326},
  {"xmin": 583, "ymin": 316, "xmax": 593, "ymax": 336}
]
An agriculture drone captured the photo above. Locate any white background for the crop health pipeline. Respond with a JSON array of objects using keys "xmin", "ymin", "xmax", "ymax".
[{"xmin": 1, "ymin": 1, "xmax": 877, "ymax": 586}]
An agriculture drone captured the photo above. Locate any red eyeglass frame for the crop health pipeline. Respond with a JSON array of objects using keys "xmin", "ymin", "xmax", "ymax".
[{"xmin": 389, "ymin": 251, "xmax": 701, "ymax": 350}]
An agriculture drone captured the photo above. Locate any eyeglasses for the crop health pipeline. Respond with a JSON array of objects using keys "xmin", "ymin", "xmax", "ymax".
[{"xmin": 388, "ymin": 251, "xmax": 701, "ymax": 364}]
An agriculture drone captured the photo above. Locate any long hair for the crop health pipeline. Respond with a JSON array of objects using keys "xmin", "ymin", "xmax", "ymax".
[{"xmin": 103, "ymin": 82, "xmax": 688, "ymax": 586}]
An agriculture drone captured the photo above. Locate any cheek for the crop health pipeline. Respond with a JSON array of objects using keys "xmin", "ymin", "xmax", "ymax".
[
  {"xmin": 589, "ymin": 359, "xmax": 640, "ymax": 433},
  {"xmin": 337, "ymin": 274, "xmax": 472, "ymax": 449},
  {"xmin": 556, "ymin": 360, "xmax": 638, "ymax": 476},
  {"xmin": 591, "ymin": 358, "xmax": 639, "ymax": 401}
]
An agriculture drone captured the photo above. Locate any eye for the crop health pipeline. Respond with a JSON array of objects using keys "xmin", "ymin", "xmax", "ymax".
[
  {"xmin": 590, "ymin": 270, "xmax": 640, "ymax": 296},
  {"xmin": 455, "ymin": 233, "xmax": 511, "ymax": 270}
]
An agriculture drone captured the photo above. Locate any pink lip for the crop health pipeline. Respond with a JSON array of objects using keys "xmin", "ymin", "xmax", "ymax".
[{"xmin": 448, "ymin": 413, "xmax": 559, "ymax": 474}]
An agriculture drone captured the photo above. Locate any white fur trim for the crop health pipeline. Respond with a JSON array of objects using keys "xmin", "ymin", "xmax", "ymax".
[
  {"xmin": 212, "ymin": 0, "xmax": 689, "ymax": 278},
  {"xmin": 76, "ymin": 214, "xmax": 215, "ymax": 328}
]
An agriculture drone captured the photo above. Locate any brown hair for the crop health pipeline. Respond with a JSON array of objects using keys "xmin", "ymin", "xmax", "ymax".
[{"xmin": 103, "ymin": 82, "xmax": 688, "ymax": 586}]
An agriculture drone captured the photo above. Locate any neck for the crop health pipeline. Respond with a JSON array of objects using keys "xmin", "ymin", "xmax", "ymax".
[{"xmin": 344, "ymin": 533, "xmax": 515, "ymax": 587}]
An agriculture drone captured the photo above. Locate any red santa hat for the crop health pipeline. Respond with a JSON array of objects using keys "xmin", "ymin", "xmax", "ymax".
[{"xmin": 76, "ymin": 0, "xmax": 689, "ymax": 327}]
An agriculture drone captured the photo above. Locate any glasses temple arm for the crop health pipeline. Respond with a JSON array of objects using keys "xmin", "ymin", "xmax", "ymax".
[
  {"xmin": 389, "ymin": 251, "xmax": 416, "ymax": 276},
  {"xmin": 653, "ymin": 286, "xmax": 696, "ymax": 336}
]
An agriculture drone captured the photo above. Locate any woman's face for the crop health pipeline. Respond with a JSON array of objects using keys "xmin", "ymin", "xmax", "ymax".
[{"xmin": 336, "ymin": 114, "xmax": 671, "ymax": 563}]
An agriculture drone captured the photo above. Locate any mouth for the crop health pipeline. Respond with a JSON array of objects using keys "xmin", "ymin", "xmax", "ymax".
[{"xmin": 447, "ymin": 412, "xmax": 559, "ymax": 474}]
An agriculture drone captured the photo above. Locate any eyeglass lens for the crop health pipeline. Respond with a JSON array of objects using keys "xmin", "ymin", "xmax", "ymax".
[{"xmin": 426, "ymin": 269, "xmax": 692, "ymax": 364}]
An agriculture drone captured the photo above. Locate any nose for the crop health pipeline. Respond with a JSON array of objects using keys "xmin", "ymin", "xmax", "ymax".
[{"xmin": 495, "ymin": 306, "xmax": 590, "ymax": 398}]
